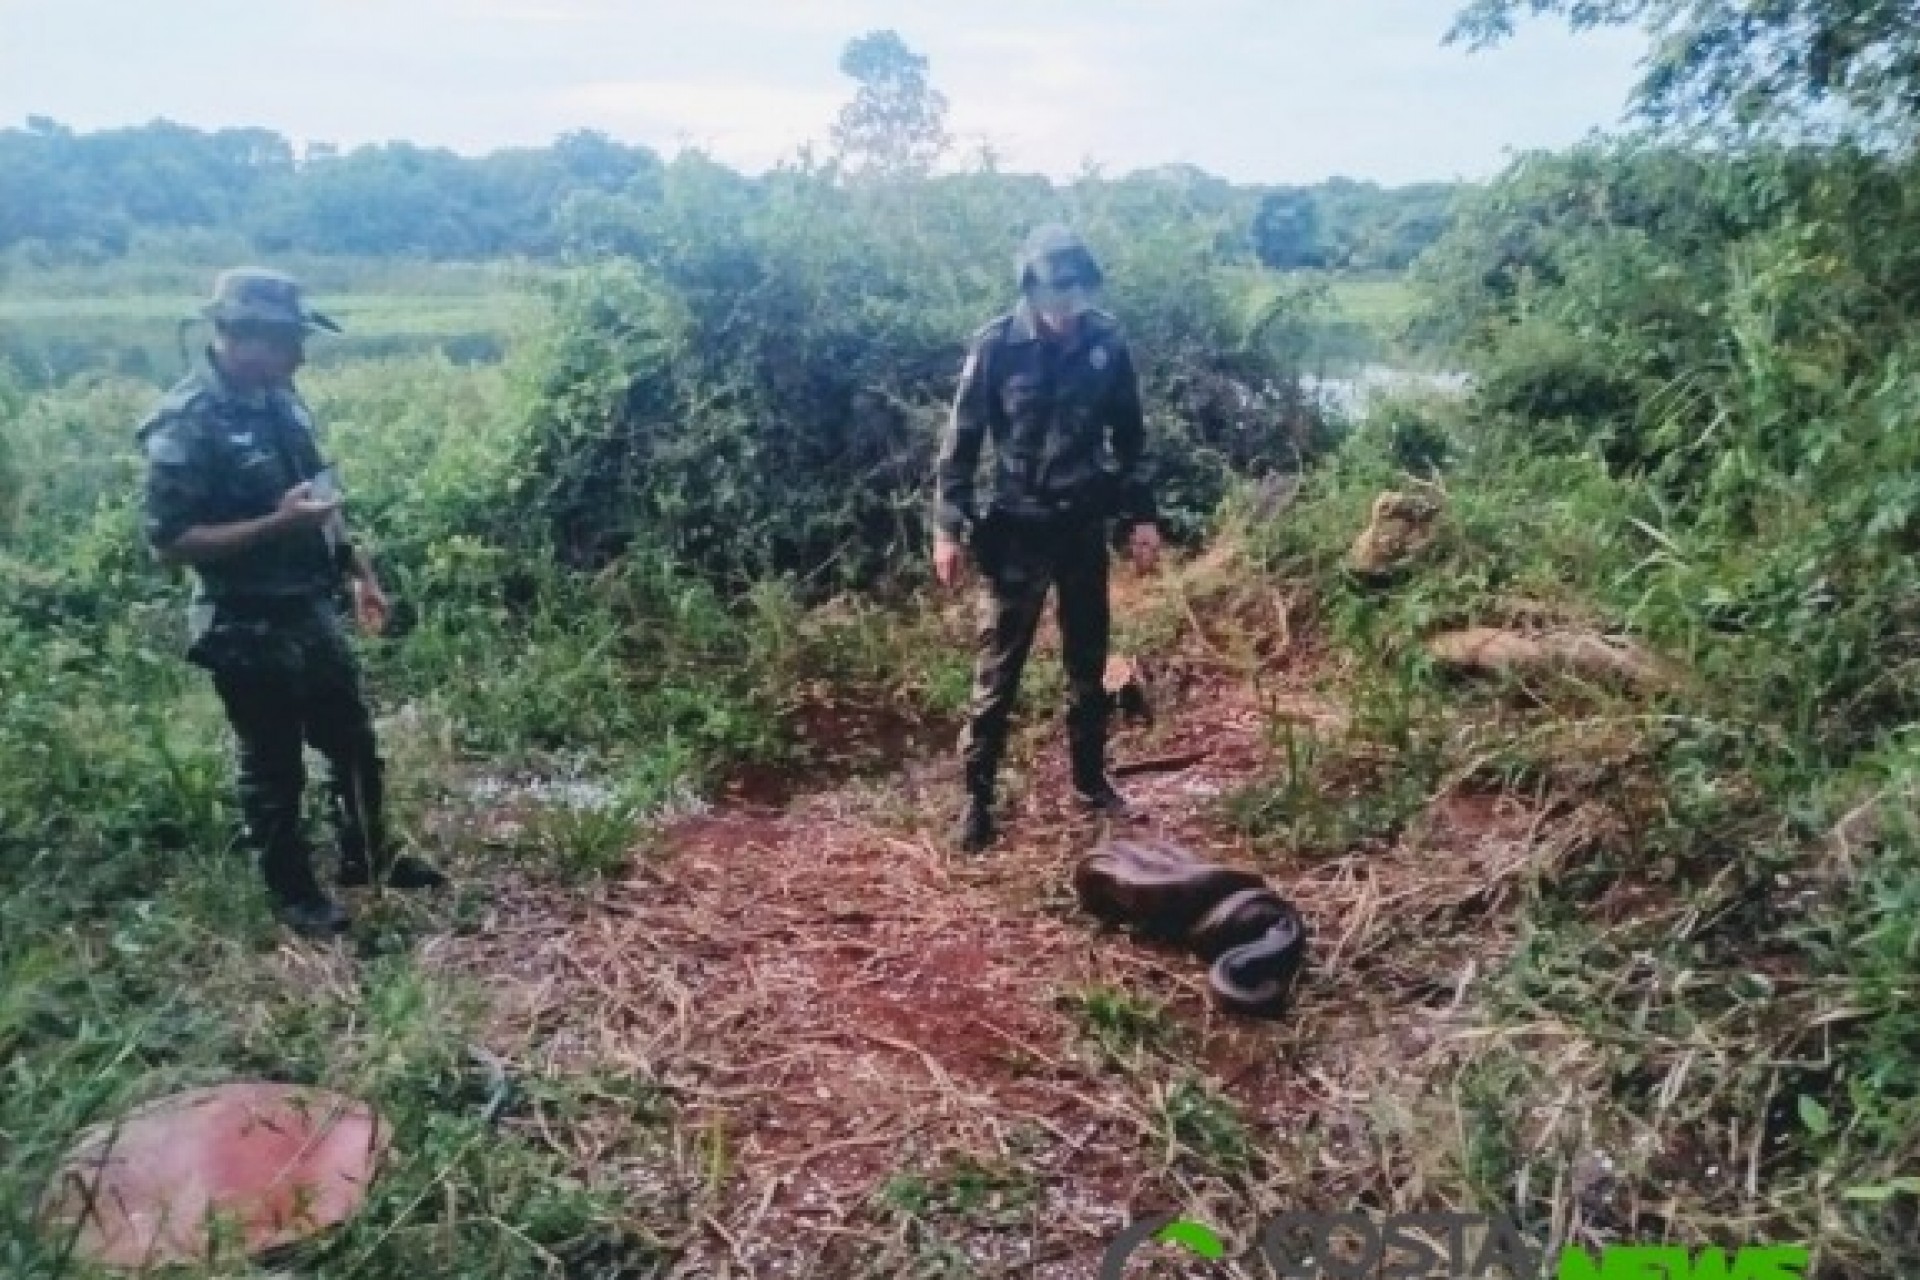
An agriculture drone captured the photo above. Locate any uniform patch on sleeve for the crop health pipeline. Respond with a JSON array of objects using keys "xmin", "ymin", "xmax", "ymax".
[{"xmin": 144, "ymin": 429, "xmax": 189, "ymax": 467}]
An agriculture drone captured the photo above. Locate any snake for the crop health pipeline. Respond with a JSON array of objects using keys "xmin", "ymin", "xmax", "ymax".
[{"xmin": 1072, "ymin": 837, "xmax": 1309, "ymax": 1018}]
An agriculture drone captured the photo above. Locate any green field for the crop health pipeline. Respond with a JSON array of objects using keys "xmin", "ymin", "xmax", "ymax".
[
  {"xmin": 0, "ymin": 260, "xmax": 548, "ymax": 384},
  {"xmin": 0, "ymin": 265, "xmax": 1423, "ymax": 385},
  {"xmin": 1328, "ymin": 276, "xmax": 1415, "ymax": 327},
  {"xmin": 0, "ymin": 293, "xmax": 530, "ymax": 333},
  {"xmin": 0, "ymin": 290, "xmax": 540, "ymax": 384}
]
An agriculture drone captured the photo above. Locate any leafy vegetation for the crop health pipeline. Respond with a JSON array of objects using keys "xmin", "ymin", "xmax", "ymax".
[
  {"xmin": 6, "ymin": 8, "xmax": 1920, "ymax": 1277},
  {"xmin": 1451, "ymin": 0, "xmax": 1920, "ymax": 142},
  {"xmin": 1221, "ymin": 8, "xmax": 1920, "ymax": 1268},
  {"xmin": 0, "ymin": 49, "xmax": 1357, "ymax": 1265}
]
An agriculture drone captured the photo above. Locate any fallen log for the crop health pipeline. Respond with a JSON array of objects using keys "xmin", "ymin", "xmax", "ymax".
[{"xmin": 1425, "ymin": 627, "xmax": 1680, "ymax": 692}]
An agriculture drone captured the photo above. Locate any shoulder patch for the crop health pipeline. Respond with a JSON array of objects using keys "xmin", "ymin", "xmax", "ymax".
[
  {"xmin": 973, "ymin": 313, "xmax": 1014, "ymax": 344},
  {"xmin": 161, "ymin": 380, "xmax": 215, "ymax": 416},
  {"xmin": 137, "ymin": 383, "xmax": 216, "ymax": 438},
  {"xmin": 962, "ymin": 314, "xmax": 1013, "ymax": 378},
  {"xmin": 143, "ymin": 425, "xmax": 190, "ymax": 467}
]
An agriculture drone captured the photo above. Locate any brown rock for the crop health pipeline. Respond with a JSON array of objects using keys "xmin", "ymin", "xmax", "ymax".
[{"xmin": 1347, "ymin": 490, "xmax": 1442, "ymax": 578}]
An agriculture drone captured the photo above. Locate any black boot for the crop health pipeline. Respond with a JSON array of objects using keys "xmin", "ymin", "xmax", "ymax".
[
  {"xmin": 333, "ymin": 752, "xmax": 447, "ymax": 889},
  {"xmin": 954, "ymin": 794, "xmax": 998, "ymax": 854},
  {"xmin": 339, "ymin": 850, "xmax": 448, "ymax": 890},
  {"xmin": 955, "ymin": 750, "xmax": 1000, "ymax": 854},
  {"xmin": 1071, "ymin": 737, "xmax": 1136, "ymax": 822},
  {"xmin": 263, "ymin": 845, "xmax": 352, "ymax": 937},
  {"xmin": 272, "ymin": 892, "xmax": 352, "ymax": 938},
  {"xmin": 1073, "ymin": 775, "xmax": 1135, "ymax": 821}
]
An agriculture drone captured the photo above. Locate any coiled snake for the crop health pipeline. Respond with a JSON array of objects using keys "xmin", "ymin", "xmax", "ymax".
[{"xmin": 1073, "ymin": 837, "xmax": 1309, "ymax": 1018}]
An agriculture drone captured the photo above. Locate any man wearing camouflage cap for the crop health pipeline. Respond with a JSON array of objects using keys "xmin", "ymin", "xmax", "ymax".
[
  {"xmin": 136, "ymin": 267, "xmax": 445, "ymax": 937},
  {"xmin": 933, "ymin": 224, "xmax": 1163, "ymax": 854}
]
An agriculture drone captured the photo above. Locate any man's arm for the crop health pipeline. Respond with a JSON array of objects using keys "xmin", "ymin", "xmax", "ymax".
[
  {"xmin": 1106, "ymin": 339, "xmax": 1157, "ymax": 533},
  {"xmin": 143, "ymin": 418, "xmax": 262, "ymax": 567},
  {"xmin": 141, "ymin": 421, "xmax": 340, "ymax": 566},
  {"xmin": 160, "ymin": 511, "xmax": 301, "ymax": 567},
  {"xmin": 157, "ymin": 487, "xmax": 342, "ymax": 566},
  {"xmin": 934, "ymin": 327, "xmax": 996, "ymax": 546}
]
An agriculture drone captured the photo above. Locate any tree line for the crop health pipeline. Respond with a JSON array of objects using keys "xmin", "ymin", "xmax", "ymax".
[{"xmin": 0, "ymin": 114, "xmax": 1457, "ymax": 273}]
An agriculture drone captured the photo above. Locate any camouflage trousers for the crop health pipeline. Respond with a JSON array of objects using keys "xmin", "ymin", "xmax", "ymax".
[
  {"xmin": 958, "ymin": 512, "xmax": 1111, "ymax": 799},
  {"xmin": 190, "ymin": 596, "xmax": 386, "ymax": 905}
]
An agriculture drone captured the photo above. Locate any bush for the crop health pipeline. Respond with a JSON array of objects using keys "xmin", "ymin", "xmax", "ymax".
[
  {"xmin": 517, "ymin": 166, "xmax": 1335, "ymax": 592},
  {"xmin": 1248, "ymin": 135, "xmax": 1920, "ymax": 1273}
]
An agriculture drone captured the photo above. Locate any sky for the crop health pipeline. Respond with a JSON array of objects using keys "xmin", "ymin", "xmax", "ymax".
[{"xmin": 0, "ymin": 0, "xmax": 1650, "ymax": 185}]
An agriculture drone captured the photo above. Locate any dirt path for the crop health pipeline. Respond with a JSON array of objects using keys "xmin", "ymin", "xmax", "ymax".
[{"xmin": 435, "ymin": 613, "xmax": 1575, "ymax": 1277}]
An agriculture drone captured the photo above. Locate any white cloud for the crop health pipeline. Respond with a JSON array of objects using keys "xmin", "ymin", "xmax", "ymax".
[
  {"xmin": 561, "ymin": 80, "xmax": 844, "ymax": 168},
  {"xmin": 490, "ymin": 4, "xmax": 595, "ymax": 22},
  {"xmin": 438, "ymin": 0, "xmax": 605, "ymax": 19},
  {"xmin": 0, "ymin": 0, "xmax": 1649, "ymax": 183},
  {"xmin": 938, "ymin": 24, "xmax": 1141, "ymax": 175}
]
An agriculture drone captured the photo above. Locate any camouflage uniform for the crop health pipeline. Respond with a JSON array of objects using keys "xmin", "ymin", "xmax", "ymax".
[
  {"xmin": 137, "ymin": 269, "xmax": 393, "ymax": 922},
  {"xmin": 935, "ymin": 227, "xmax": 1155, "ymax": 813}
]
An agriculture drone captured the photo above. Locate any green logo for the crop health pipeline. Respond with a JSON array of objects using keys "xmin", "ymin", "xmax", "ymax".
[
  {"xmin": 1155, "ymin": 1219, "xmax": 1226, "ymax": 1259},
  {"xmin": 1556, "ymin": 1245, "xmax": 1810, "ymax": 1279},
  {"xmin": 1098, "ymin": 1212, "xmax": 1811, "ymax": 1279},
  {"xmin": 1097, "ymin": 1214, "xmax": 1226, "ymax": 1277}
]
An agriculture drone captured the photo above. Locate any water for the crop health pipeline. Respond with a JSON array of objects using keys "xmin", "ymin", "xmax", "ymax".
[{"xmin": 1301, "ymin": 364, "xmax": 1470, "ymax": 418}]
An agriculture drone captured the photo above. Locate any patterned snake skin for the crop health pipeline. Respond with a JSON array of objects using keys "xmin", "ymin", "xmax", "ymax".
[{"xmin": 1073, "ymin": 837, "xmax": 1309, "ymax": 1018}]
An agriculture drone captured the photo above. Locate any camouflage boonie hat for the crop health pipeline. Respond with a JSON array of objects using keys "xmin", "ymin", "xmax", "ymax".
[
  {"xmin": 199, "ymin": 266, "xmax": 342, "ymax": 333},
  {"xmin": 1017, "ymin": 223, "xmax": 1104, "ymax": 289}
]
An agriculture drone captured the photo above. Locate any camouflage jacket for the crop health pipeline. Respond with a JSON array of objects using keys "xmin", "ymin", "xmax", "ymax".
[
  {"xmin": 136, "ymin": 350, "xmax": 342, "ymax": 608},
  {"xmin": 933, "ymin": 302, "xmax": 1155, "ymax": 540}
]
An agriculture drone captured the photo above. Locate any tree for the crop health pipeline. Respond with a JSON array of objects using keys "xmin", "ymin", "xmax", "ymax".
[
  {"xmin": 1449, "ymin": 0, "xmax": 1920, "ymax": 142},
  {"xmin": 1251, "ymin": 188, "xmax": 1324, "ymax": 269},
  {"xmin": 0, "ymin": 369, "xmax": 20, "ymax": 541},
  {"xmin": 830, "ymin": 30, "xmax": 951, "ymax": 178},
  {"xmin": 555, "ymin": 189, "xmax": 658, "ymax": 261}
]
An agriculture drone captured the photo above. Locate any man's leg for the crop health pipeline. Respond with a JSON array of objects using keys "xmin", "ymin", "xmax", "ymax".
[
  {"xmin": 302, "ymin": 620, "xmax": 445, "ymax": 890},
  {"xmin": 956, "ymin": 540, "xmax": 1051, "ymax": 850},
  {"xmin": 1056, "ymin": 520, "xmax": 1127, "ymax": 815},
  {"xmin": 210, "ymin": 662, "xmax": 346, "ymax": 934}
]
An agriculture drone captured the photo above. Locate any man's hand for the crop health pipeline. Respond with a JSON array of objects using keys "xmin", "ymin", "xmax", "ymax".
[
  {"xmin": 1128, "ymin": 522, "xmax": 1163, "ymax": 574},
  {"xmin": 353, "ymin": 576, "xmax": 391, "ymax": 636},
  {"xmin": 157, "ymin": 481, "xmax": 342, "ymax": 567},
  {"xmin": 272, "ymin": 480, "xmax": 341, "ymax": 534},
  {"xmin": 934, "ymin": 535, "xmax": 968, "ymax": 590}
]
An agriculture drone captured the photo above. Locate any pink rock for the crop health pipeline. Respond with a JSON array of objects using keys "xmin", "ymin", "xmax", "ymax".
[{"xmin": 40, "ymin": 1082, "xmax": 388, "ymax": 1268}]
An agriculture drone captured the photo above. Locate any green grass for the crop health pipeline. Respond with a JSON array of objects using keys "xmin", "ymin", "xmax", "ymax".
[
  {"xmin": 1228, "ymin": 269, "xmax": 1422, "ymax": 370},
  {"xmin": 0, "ymin": 260, "xmax": 552, "ymax": 385},
  {"xmin": 1328, "ymin": 276, "xmax": 1415, "ymax": 328},
  {"xmin": 0, "ymin": 293, "xmax": 535, "ymax": 334}
]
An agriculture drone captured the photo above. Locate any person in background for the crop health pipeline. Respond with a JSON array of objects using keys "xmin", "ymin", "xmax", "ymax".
[
  {"xmin": 137, "ymin": 267, "xmax": 445, "ymax": 937},
  {"xmin": 932, "ymin": 225, "xmax": 1163, "ymax": 854}
]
